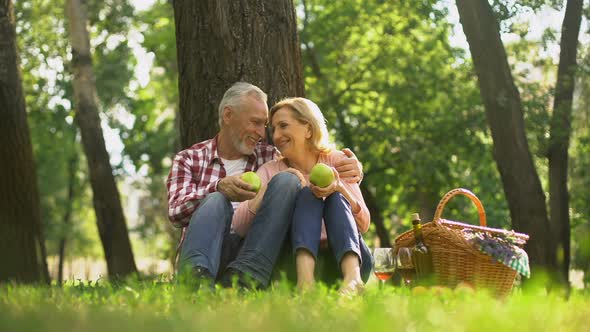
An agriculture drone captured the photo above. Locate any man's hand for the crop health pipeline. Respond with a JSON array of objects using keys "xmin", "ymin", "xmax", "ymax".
[
  {"xmin": 217, "ymin": 175, "xmax": 257, "ymax": 202},
  {"xmin": 335, "ymin": 148, "xmax": 363, "ymax": 183}
]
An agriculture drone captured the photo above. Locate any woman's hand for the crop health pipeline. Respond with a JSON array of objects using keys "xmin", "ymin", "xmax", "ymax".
[
  {"xmin": 310, "ymin": 167, "xmax": 341, "ymax": 198},
  {"xmin": 247, "ymin": 182, "xmax": 268, "ymax": 214},
  {"xmin": 310, "ymin": 168, "xmax": 362, "ymax": 215},
  {"xmin": 283, "ymin": 167, "xmax": 307, "ymax": 187}
]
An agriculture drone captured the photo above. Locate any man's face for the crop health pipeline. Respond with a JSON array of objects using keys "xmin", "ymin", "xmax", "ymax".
[{"xmin": 226, "ymin": 96, "xmax": 269, "ymax": 155}]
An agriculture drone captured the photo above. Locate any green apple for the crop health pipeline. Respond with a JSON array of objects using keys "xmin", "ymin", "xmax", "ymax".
[
  {"xmin": 241, "ymin": 171, "xmax": 261, "ymax": 192},
  {"xmin": 309, "ymin": 163, "xmax": 335, "ymax": 188}
]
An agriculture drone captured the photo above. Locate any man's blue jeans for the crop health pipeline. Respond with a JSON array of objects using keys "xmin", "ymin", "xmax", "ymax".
[
  {"xmin": 291, "ymin": 187, "xmax": 373, "ymax": 283},
  {"xmin": 179, "ymin": 172, "xmax": 301, "ymax": 287}
]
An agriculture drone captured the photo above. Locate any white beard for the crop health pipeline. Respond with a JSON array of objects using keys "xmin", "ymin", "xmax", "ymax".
[{"xmin": 231, "ymin": 132, "xmax": 255, "ymax": 155}]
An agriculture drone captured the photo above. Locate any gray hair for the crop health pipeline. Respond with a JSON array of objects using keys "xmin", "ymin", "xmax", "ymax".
[{"xmin": 218, "ymin": 82, "xmax": 268, "ymax": 127}]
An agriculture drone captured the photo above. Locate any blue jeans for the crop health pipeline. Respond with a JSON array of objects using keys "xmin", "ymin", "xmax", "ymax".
[
  {"xmin": 227, "ymin": 172, "xmax": 301, "ymax": 286},
  {"xmin": 179, "ymin": 172, "xmax": 301, "ymax": 287},
  {"xmin": 179, "ymin": 191, "xmax": 233, "ymax": 278},
  {"xmin": 291, "ymin": 187, "xmax": 373, "ymax": 283}
]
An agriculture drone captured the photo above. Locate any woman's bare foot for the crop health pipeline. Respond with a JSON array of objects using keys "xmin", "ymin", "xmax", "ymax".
[{"xmin": 339, "ymin": 278, "xmax": 365, "ymax": 296}]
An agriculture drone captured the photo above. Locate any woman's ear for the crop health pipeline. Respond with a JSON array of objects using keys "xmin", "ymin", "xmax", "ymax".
[{"xmin": 305, "ymin": 124, "xmax": 312, "ymax": 139}]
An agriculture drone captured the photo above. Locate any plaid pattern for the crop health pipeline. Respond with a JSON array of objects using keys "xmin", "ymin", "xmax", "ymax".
[
  {"xmin": 462, "ymin": 229, "xmax": 531, "ymax": 278},
  {"xmin": 166, "ymin": 136, "xmax": 277, "ymax": 228}
]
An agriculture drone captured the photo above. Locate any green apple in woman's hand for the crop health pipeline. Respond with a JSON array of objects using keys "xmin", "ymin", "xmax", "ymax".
[
  {"xmin": 310, "ymin": 163, "xmax": 335, "ymax": 188},
  {"xmin": 241, "ymin": 171, "xmax": 261, "ymax": 192}
]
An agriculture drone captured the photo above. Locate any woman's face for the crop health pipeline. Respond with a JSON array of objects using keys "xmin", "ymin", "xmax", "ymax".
[{"xmin": 271, "ymin": 107, "xmax": 311, "ymax": 159}]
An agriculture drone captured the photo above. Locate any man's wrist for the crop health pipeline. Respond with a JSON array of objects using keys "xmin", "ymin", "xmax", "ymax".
[{"xmin": 215, "ymin": 178, "xmax": 224, "ymax": 193}]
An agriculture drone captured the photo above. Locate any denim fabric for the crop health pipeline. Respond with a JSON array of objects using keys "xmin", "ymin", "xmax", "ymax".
[
  {"xmin": 226, "ymin": 172, "xmax": 301, "ymax": 287},
  {"xmin": 179, "ymin": 192, "xmax": 234, "ymax": 277},
  {"xmin": 291, "ymin": 187, "xmax": 374, "ymax": 283}
]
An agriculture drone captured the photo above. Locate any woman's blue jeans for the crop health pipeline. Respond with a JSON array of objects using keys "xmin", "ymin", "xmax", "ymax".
[{"xmin": 291, "ymin": 187, "xmax": 373, "ymax": 283}]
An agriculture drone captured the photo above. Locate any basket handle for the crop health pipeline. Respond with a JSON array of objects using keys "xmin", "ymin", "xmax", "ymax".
[{"xmin": 433, "ymin": 188, "xmax": 487, "ymax": 227}]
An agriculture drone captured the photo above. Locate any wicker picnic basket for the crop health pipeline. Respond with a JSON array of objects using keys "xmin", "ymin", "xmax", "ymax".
[{"xmin": 394, "ymin": 188, "xmax": 529, "ymax": 297}]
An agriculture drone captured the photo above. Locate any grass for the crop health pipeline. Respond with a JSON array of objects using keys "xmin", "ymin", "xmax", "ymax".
[{"xmin": 1, "ymin": 277, "xmax": 588, "ymax": 332}]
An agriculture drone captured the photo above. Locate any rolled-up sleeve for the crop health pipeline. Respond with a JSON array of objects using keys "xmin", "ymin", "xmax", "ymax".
[{"xmin": 166, "ymin": 153, "xmax": 217, "ymax": 227}]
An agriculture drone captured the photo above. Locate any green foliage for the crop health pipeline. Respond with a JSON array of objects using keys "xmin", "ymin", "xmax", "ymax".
[
  {"xmin": 299, "ymin": 0, "xmax": 508, "ymax": 235},
  {"xmin": 15, "ymin": 0, "xmax": 101, "ymax": 259},
  {"xmin": 114, "ymin": 0, "xmax": 180, "ymax": 261},
  {"xmin": 120, "ymin": 0, "xmax": 178, "ymax": 176},
  {"xmin": 15, "ymin": 0, "xmax": 590, "ymax": 277},
  {"xmin": 0, "ymin": 281, "xmax": 589, "ymax": 331},
  {"xmin": 491, "ymin": 0, "xmax": 563, "ymax": 30},
  {"xmin": 15, "ymin": 0, "xmax": 138, "ymax": 263},
  {"xmin": 570, "ymin": 43, "xmax": 590, "ymax": 277}
]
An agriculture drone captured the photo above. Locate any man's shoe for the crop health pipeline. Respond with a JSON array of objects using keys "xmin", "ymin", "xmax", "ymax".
[
  {"xmin": 189, "ymin": 266, "xmax": 215, "ymax": 291},
  {"xmin": 219, "ymin": 268, "xmax": 262, "ymax": 290}
]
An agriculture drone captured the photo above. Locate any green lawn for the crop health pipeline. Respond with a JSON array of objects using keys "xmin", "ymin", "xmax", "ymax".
[{"xmin": 1, "ymin": 279, "xmax": 587, "ymax": 332}]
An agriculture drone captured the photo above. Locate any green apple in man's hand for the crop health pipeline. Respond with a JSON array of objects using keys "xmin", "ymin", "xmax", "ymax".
[
  {"xmin": 241, "ymin": 171, "xmax": 262, "ymax": 193},
  {"xmin": 309, "ymin": 163, "xmax": 335, "ymax": 188}
]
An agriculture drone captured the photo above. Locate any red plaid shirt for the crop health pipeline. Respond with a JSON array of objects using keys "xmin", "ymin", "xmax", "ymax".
[{"xmin": 166, "ymin": 135, "xmax": 277, "ymax": 228}]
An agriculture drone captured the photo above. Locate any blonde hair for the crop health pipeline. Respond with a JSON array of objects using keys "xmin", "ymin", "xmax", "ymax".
[{"xmin": 270, "ymin": 97, "xmax": 334, "ymax": 153}]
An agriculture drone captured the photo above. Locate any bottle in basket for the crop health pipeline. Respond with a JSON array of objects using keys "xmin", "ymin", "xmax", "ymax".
[{"xmin": 411, "ymin": 213, "xmax": 434, "ymax": 284}]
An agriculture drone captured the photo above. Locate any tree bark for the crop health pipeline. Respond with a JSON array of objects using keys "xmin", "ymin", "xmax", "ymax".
[
  {"xmin": 58, "ymin": 155, "xmax": 77, "ymax": 284},
  {"xmin": 455, "ymin": 0, "xmax": 557, "ymax": 271},
  {"xmin": 548, "ymin": 0, "xmax": 583, "ymax": 287},
  {"xmin": 0, "ymin": 0, "xmax": 49, "ymax": 283},
  {"xmin": 173, "ymin": 0, "xmax": 304, "ymax": 148},
  {"xmin": 66, "ymin": 0, "xmax": 137, "ymax": 278}
]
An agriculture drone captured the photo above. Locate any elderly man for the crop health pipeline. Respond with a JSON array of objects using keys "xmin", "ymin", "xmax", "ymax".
[{"xmin": 167, "ymin": 82, "xmax": 362, "ymax": 289}]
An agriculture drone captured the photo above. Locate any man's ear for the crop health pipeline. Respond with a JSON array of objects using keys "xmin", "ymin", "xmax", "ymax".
[{"xmin": 222, "ymin": 106, "xmax": 233, "ymax": 125}]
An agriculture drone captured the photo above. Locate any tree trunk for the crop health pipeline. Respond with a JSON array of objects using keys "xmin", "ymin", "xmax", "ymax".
[
  {"xmin": 416, "ymin": 189, "xmax": 437, "ymax": 224},
  {"xmin": 455, "ymin": 0, "xmax": 557, "ymax": 271},
  {"xmin": 0, "ymin": 0, "xmax": 49, "ymax": 283},
  {"xmin": 173, "ymin": 0, "xmax": 304, "ymax": 148},
  {"xmin": 360, "ymin": 185, "xmax": 392, "ymax": 248},
  {"xmin": 548, "ymin": 0, "xmax": 583, "ymax": 287},
  {"xmin": 58, "ymin": 155, "xmax": 77, "ymax": 284},
  {"xmin": 65, "ymin": 0, "xmax": 137, "ymax": 278}
]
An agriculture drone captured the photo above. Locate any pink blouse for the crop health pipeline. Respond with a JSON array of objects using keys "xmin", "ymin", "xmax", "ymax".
[{"xmin": 231, "ymin": 150, "xmax": 370, "ymax": 239}]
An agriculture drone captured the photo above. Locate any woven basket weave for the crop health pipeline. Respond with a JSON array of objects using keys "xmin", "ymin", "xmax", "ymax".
[{"xmin": 394, "ymin": 188, "xmax": 529, "ymax": 297}]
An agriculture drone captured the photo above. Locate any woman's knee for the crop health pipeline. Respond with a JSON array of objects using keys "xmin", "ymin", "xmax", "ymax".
[
  {"xmin": 269, "ymin": 172, "xmax": 301, "ymax": 191},
  {"xmin": 325, "ymin": 192, "xmax": 348, "ymax": 207}
]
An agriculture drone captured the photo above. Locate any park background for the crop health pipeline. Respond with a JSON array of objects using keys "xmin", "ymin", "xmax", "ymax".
[{"xmin": 2, "ymin": 0, "xmax": 590, "ymax": 290}]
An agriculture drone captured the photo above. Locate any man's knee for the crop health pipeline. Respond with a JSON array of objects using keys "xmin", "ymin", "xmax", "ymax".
[
  {"xmin": 190, "ymin": 192, "xmax": 232, "ymax": 227},
  {"xmin": 268, "ymin": 172, "xmax": 301, "ymax": 192},
  {"xmin": 199, "ymin": 192, "xmax": 231, "ymax": 209}
]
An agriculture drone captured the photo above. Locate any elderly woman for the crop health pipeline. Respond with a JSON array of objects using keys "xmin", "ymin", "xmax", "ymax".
[{"xmin": 232, "ymin": 97, "xmax": 372, "ymax": 293}]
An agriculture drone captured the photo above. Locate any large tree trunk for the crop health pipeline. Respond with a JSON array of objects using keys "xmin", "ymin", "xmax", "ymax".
[
  {"xmin": 548, "ymin": 0, "xmax": 583, "ymax": 287},
  {"xmin": 455, "ymin": 0, "xmax": 557, "ymax": 272},
  {"xmin": 66, "ymin": 0, "xmax": 137, "ymax": 278},
  {"xmin": 173, "ymin": 0, "xmax": 304, "ymax": 148},
  {"xmin": 0, "ymin": 0, "xmax": 49, "ymax": 283}
]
